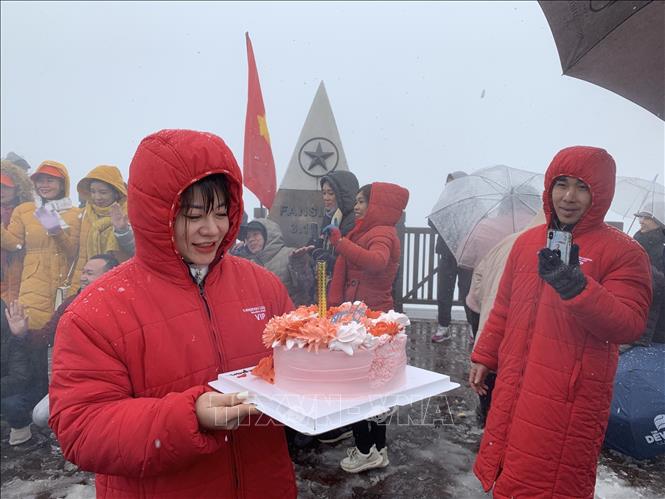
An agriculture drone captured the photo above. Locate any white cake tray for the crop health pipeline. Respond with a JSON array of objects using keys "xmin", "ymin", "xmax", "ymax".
[{"xmin": 208, "ymin": 365, "xmax": 460, "ymax": 435}]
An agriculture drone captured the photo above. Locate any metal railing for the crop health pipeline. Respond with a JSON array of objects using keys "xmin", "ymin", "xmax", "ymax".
[{"xmin": 395, "ymin": 226, "xmax": 439, "ymax": 309}]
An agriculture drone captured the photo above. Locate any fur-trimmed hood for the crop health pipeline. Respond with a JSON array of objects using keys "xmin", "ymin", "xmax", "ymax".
[{"xmin": 1, "ymin": 160, "xmax": 34, "ymax": 206}]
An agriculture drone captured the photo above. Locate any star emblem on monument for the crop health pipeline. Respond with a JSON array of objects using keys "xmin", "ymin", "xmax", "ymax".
[
  {"xmin": 298, "ymin": 137, "xmax": 340, "ymax": 178},
  {"xmin": 304, "ymin": 142, "xmax": 334, "ymax": 171}
]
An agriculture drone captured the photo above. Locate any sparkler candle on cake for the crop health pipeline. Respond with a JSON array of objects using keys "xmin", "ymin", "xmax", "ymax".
[{"xmin": 317, "ymin": 260, "xmax": 326, "ymax": 318}]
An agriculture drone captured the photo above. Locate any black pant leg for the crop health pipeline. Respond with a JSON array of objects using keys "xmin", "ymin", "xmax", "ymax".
[
  {"xmin": 352, "ymin": 420, "xmax": 373, "ymax": 454},
  {"xmin": 370, "ymin": 421, "xmax": 387, "ymax": 451},
  {"xmin": 457, "ymin": 266, "xmax": 475, "ymax": 326},
  {"xmin": 437, "ymin": 257, "xmax": 458, "ymax": 327}
]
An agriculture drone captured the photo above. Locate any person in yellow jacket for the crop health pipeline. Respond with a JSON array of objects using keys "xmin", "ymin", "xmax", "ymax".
[
  {"xmin": 1, "ymin": 161, "xmax": 34, "ymax": 303},
  {"xmin": 1, "ymin": 161, "xmax": 81, "ymax": 329},
  {"xmin": 69, "ymin": 165, "xmax": 134, "ymax": 293}
]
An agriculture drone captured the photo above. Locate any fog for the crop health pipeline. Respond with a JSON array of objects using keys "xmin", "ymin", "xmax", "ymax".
[{"xmin": 2, "ymin": 1, "xmax": 663, "ymax": 225}]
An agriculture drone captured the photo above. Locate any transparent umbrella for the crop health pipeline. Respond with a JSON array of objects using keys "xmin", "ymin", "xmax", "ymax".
[
  {"xmin": 611, "ymin": 176, "xmax": 665, "ymax": 222},
  {"xmin": 428, "ymin": 165, "xmax": 543, "ymax": 269}
]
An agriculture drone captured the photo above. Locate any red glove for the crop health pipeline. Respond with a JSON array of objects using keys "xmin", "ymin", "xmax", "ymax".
[{"xmin": 327, "ymin": 227, "xmax": 341, "ymax": 246}]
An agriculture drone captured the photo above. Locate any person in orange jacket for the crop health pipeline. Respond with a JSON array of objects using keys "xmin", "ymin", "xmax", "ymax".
[
  {"xmin": 1, "ymin": 160, "xmax": 33, "ymax": 304},
  {"xmin": 1, "ymin": 160, "xmax": 81, "ymax": 329},
  {"xmin": 69, "ymin": 165, "xmax": 134, "ymax": 294}
]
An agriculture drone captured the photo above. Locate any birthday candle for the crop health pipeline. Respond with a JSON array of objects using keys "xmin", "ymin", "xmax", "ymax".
[{"xmin": 317, "ymin": 260, "xmax": 327, "ymax": 318}]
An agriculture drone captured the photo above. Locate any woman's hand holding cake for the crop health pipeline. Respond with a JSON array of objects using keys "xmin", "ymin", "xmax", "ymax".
[{"xmin": 195, "ymin": 391, "xmax": 258, "ymax": 431}]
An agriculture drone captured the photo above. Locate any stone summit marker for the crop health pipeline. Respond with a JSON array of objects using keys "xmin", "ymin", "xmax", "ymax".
[{"xmin": 269, "ymin": 81, "xmax": 351, "ymax": 247}]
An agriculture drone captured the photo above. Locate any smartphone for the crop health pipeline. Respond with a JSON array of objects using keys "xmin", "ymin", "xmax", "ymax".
[{"xmin": 547, "ymin": 229, "xmax": 572, "ymax": 265}]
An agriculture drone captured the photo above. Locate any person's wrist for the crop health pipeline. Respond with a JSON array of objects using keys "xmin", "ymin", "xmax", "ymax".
[{"xmin": 10, "ymin": 326, "xmax": 28, "ymax": 338}]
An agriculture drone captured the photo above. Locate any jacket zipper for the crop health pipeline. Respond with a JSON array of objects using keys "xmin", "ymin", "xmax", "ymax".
[
  {"xmin": 197, "ymin": 283, "xmax": 225, "ymax": 371},
  {"xmin": 197, "ymin": 282, "xmax": 242, "ymax": 495}
]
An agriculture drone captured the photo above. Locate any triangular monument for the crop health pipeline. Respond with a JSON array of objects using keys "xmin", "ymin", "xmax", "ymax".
[{"xmin": 269, "ymin": 81, "xmax": 351, "ymax": 246}]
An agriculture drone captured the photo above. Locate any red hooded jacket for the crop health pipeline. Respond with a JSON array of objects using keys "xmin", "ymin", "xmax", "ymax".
[
  {"xmin": 49, "ymin": 130, "xmax": 297, "ymax": 498},
  {"xmin": 329, "ymin": 182, "xmax": 409, "ymax": 312},
  {"xmin": 471, "ymin": 146, "xmax": 652, "ymax": 498}
]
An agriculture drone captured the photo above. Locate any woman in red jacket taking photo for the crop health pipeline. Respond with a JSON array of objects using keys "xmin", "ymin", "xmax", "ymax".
[
  {"xmin": 326, "ymin": 181, "xmax": 409, "ymax": 473},
  {"xmin": 49, "ymin": 130, "xmax": 297, "ymax": 498}
]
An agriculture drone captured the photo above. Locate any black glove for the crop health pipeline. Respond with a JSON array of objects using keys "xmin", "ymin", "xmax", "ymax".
[{"xmin": 538, "ymin": 244, "xmax": 586, "ymax": 300}]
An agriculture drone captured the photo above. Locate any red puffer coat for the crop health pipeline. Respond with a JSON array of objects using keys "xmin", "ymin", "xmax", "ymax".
[
  {"xmin": 471, "ymin": 146, "xmax": 652, "ymax": 498},
  {"xmin": 49, "ymin": 130, "xmax": 297, "ymax": 498},
  {"xmin": 329, "ymin": 182, "xmax": 409, "ymax": 312}
]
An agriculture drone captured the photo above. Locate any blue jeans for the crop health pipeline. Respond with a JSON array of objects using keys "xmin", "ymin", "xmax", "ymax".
[{"xmin": 1, "ymin": 393, "xmax": 35, "ymax": 428}]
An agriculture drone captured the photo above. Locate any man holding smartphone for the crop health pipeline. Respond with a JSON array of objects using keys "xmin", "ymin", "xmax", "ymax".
[{"xmin": 468, "ymin": 146, "xmax": 652, "ymax": 498}]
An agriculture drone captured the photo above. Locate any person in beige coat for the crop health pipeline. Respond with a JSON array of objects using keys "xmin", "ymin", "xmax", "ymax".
[{"xmin": 465, "ymin": 209, "xmax": 545, "ymax": 426}]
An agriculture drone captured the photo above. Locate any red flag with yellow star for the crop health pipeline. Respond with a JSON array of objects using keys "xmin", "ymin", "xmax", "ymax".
[{"xmin": 243, "ymin": 32, "xmax": 276, "ymax": 209}]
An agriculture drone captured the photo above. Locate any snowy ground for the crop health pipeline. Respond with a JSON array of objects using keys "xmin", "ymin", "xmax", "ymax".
[{"xmin": 1, "ymin": 319, "xmax": 663, "ymax": 498}]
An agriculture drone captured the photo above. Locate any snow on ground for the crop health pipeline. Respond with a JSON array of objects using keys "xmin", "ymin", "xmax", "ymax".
[
  {"xmin": 1, "ymin": 477, "xmax": 95, "ymax": 499},
  {"xmin": 594, "ymin": 464, "xmax": 663, "ymax": 499},
  {"xmin": 2, "ymin": 320, "xmax": 663, "ymax": 498}
]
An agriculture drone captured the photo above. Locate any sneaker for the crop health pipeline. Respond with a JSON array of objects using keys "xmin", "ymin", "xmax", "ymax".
[
  {"xmin": 318, "ymin": 427, "xmax": 353, "ymax": 444},
  {"xmin": 340, "ymin": 446, "xmax": 384, "ymax": 473},
  {"xmin": 9, "ymin": 425, "xmax": 32, "ymax": 446},
  {"xmin": 431, "ymin": 326, "xmax": 451, "ymax": 343},
  {"xmin": 374, "ymin": 445, "xmax": 389, "ymax": 467}
]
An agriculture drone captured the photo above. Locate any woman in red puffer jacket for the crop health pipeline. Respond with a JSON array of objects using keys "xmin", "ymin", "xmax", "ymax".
[
  {"xmin": 328, "ymin": 182, "xmax": 409, "ymax": 312},
  {"xmin": 327, "ymin": 181, "xmax": 409, "ymax": 474},
  {"xmin": 49, "ymin": 129, "xmax": 297, "ymax": 498}
]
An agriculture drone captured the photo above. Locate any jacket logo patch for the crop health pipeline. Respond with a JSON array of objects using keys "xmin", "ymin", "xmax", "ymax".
[
  {"xmin": 243, "ymin": 305, "xmax": 267, "ymax": 321},
  {"xmin": 579, "ymin": 256, "xmax": 592, "ymax": 265}
]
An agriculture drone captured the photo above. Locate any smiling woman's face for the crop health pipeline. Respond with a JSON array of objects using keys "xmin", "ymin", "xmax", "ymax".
[
  {"xmin": 89, "ymin": 180, "xmax": 117, "ymax": 208},
  {"xmin": 322, "ymin": 181, "xmax": 337, "ymax": 211},
  {"xmin": 34, "ymin": 174, "xmax": 64, "ymax": 200},
  {"xmin": 174, "ymin": 187, "xmax": 229, "ymax": 266}
]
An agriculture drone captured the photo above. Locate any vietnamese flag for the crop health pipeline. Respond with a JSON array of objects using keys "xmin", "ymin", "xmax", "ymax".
[{"xmin": 243, "ymin": 32, "xmax": 276, "ymax": 209}]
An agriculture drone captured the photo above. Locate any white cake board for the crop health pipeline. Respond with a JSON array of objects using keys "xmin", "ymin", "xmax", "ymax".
[{"xmin": 208, "ymin": 365, "xmax": 460, "ymax": 435}]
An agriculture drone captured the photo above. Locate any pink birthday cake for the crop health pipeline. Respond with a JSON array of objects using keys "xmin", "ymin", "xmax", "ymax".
[{"xmin": 252, "ymin": 301, "xmax": 409, "ymax": 397}]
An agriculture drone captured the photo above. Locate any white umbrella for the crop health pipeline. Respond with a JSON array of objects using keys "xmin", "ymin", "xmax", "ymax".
[
  {"xmin": 611, "ymin": 176, "xmax": 665, "ymax": 232},
  {"xmin": 428, "ymin": 165, "xmax": 543, "ymax": 269}
]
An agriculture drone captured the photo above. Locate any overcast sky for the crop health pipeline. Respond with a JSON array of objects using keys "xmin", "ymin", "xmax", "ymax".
[{"xmin": 1, "ymin": 1, "xmax": 663, "ymax": 226}]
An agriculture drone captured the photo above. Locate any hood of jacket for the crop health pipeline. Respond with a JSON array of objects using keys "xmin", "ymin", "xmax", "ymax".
[
  {"xmin": 352, "ymin": 182, "xmax": 409, "ymax": 237},
  {"xmin": 249, "ymin": 218, "xmax": 288, "ymax": 262},
  {"xmin": 77, "ymin": 165, "xmax": 128, "ymax": 203},
  {"xmin": 320, "ymin": 170, "xmax": 359, "ymax": 217},
  {"xmin": 0, "ymin": 160, "xmax": 34, "ymax": 205},
  {"xmin": 31, "ymin": 160, "xmax": 71, "ymax": 198},
  {"xmin": 127, "ymin": 129, "xmax": 244, "ymax": 285},
  {"xmin": 543, "ymin": 146, "xmax": 615, "ymax": 235}
]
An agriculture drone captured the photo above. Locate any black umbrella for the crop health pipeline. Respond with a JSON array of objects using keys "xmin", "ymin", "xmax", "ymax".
[{"xmin": 539, "ymin": 0, "xmax": 665, "ymax": 120}]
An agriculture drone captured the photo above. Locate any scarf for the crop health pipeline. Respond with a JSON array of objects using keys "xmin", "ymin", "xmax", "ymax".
[
  {"xmin": 34, "ymin": 195, "xmax": 73, "ymax": 229},
  {"xmin": 84, "ymin": 202, "xmax": 126, "ymax": 258}
]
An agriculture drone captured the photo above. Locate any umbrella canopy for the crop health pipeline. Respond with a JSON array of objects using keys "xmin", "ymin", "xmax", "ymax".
[
  {"xmin": 539, "ymin": 1, "xmax": 665, "ymax": 120},
  {"xmin": 428, "ymin": 165, "xmax": 543, "ymax": 269},
  {"xmin": 610, "ymin": 176, "xmax": 665, "ymax": 228},
  {"xmin": 604, "ymin": 344, "xmax": 665, "ymax": 460}
]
